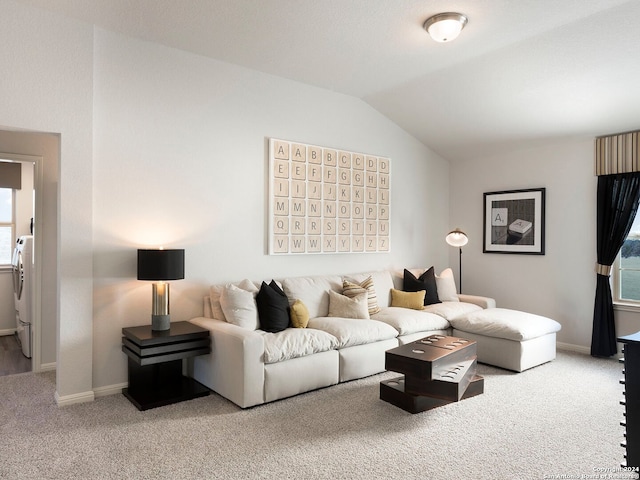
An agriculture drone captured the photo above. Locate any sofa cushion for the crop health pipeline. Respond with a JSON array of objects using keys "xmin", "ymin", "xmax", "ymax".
[
  {"xmin": 260, "ymin": 328, "xmax": 339, "ymax": 364},
  {"xmin": 435, "ymin": 268, "xmax": 459, "ymax": 302},
  {"xmin": 219, "ymin": 283, "xmax": 260, "ymax": 330},
  {"xmin": 256, "ymin": 281, "xmax": 291, "ymax": 333},
  {"xmin": 343, "ymin": 276, "xmax": 381, "ymax": 315},
  {"xmin": 308, "ymin": 317, "xmax": 398, "ymax": 348},
  {"xmin": 390, "ymin": 289, "xmax": 425, "ymax": 310},
  {"xmin": 424, "ymin": 301, "xmax": 482, "ymax": 321},
  {"xmin": 448, "ymin": 308, "xmax": 562, "ymax": 341},
  {"xmin": 290, "ymin": 299, "xmax": 310, "ymax": 328},
  {"xmin": 371, "ymin": 307, "xmax": 450, "ymax": 336},
  {"xmin": 328, "ymin": 289, "xmax": 369, "ymax": 319},
  {"xmin": 403, "ymin": 267, "xmax": 440, "ymax": 305},
  {"xmin": 210, "ymin": 279, "xmax": 258, "ymax": 321},
  {"xmin": 347, "ymin": 271, "xmax": 395, "ymax": 308},
  {"xmin": 282, "ymin": 275, "xmax": 343, "ymax": 318}
]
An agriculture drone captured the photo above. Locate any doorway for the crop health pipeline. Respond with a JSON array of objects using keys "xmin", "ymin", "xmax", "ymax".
[
  {"xmin": 0, "ymin": 131, "xmax": 58, "ymax": 388},
  {"xmin": 0, "ymin": 157, "xmax": 37, "ymax": 377}
]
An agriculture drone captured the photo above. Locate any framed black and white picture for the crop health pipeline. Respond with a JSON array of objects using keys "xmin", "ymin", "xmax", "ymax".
[{"xmin": 483, "ymin": 188, "xmax": 545, "ymax": 255}]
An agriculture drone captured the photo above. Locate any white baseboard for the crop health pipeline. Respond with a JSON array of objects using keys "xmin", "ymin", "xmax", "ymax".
[
  {"xmin": 52, "ymin": 382, "xmax": 125, "ymax": 405},
  {"xmin": 557, "ymin": 341, "xmax": 624, "ymax": 359},
  {"xmin": 55, "ymin": 389, "xmax": 95, "ymax": 406},
  {"xmin": 39, "ymin": 362, "xmax": 56, "ymax": 372},
  {"xmin": 39, "ymin": 341, "xmax": 618, "ymax": 407},
  {"xmin": 0, "ymin": 328, "xmax": 16, "ymax": 336},
  {"xmin": 557, "ymin": 342, "xmax": 591, "ymax": 355},
  {"xmin": 94, "ymin": 382, "xmax": 127, "ymax": 398}
]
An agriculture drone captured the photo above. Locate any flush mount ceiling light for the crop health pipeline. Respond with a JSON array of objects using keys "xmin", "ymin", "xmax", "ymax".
[{"xmin": 423, "ymin": 12, "xmax": 468, "ymax": 43}]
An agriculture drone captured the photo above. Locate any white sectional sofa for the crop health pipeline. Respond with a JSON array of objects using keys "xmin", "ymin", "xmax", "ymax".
[{"xmin": 188, "ymin": 268, "xmax": 560, "ymax": 409}]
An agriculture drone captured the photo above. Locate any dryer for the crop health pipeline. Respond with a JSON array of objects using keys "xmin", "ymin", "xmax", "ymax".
[{"xmin": 11, "ymin": 235, "xmax": 33, "ymax": 358}]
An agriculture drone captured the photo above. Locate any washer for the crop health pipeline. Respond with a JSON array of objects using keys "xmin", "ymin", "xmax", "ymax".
[{"xmin": 11, "ymin": 235, "xmax": 33, "ymax": 358}]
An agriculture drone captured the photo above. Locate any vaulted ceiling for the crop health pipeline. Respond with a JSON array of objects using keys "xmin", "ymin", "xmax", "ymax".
[{"xmin": 16, "ymin": 0, "xmax": 640, "ymax": 161}]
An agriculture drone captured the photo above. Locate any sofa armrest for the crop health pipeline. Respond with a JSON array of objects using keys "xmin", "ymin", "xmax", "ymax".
[
  {"xmin": 188, "ymin": 317, "xmax": 265, "ymax": 408},
  {"xmin": 457, "ymin": 294, "xmax": 496, "ymax": 309}
]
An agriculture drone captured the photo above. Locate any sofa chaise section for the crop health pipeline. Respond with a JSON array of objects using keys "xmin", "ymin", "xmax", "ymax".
[{"xmin": 450, "ymin": 308, "xmax": 562, "ymax": 372}]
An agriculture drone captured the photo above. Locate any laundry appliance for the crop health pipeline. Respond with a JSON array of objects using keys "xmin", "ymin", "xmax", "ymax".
[{"xmin": 11, "ymin": 235, "xmax": 33, "ymax": 358}]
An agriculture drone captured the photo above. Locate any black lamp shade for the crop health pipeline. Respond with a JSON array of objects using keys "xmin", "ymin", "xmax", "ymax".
[{"xmin": 137, "ymin": 249, "xmax": 185, "ymax": 281}]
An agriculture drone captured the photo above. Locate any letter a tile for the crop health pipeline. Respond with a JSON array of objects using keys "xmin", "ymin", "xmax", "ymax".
[{"xmin": 273, "ymin": 140, "xmax": 290, "ymax": 160}]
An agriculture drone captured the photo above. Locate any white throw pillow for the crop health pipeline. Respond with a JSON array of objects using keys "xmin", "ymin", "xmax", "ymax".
[
  {"xmin": 435, "ymin": 268, "xmax": 459, "ymax": 302},
  {"xmin": 210, "ymin": 279, "xmax": 258, "ymax": 321},
  {"xmin": 327, "ymin": 289, "xmax": 370, "ymax": 319},
  {"xmin": 219, "ymin": 283, "xmax": 259, "ymax": 330}
]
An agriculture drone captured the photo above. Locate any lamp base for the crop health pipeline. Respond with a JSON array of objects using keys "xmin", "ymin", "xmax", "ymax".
[{"xmin": 151, "ymin": 314, "xmax": 171, "ymax": 331}]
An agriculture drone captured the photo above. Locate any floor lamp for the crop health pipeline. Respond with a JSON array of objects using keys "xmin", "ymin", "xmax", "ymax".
[{"xmin": 445, "ymin": 228, "xmax": 468, "ymax": 293}]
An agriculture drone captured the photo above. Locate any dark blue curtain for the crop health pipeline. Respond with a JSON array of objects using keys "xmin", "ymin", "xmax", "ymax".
[{"xmin": 591, "ymin": 173, "xmax": 640, "ymax": 357}]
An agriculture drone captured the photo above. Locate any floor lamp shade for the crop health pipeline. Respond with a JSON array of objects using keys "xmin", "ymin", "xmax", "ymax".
[
  {"xmin": 137, "ymin": 249, "xmax": 185, "ymax": 331},
  {"xmin": 445, "ymin": 228, "xmax": 468, "ymax": 248}
]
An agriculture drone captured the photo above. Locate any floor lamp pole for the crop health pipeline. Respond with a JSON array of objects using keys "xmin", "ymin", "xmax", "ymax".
[
  {"xmin": 445, "ymin": 228, "xmax": 468, "ymax": 296},
  {"xmin": 458, "ymin": 247, "xmax": 463, "ymax": 294}
]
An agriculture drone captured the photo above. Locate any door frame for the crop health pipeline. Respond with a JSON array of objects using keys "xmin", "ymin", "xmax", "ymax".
[{"xmin": 1, "ymin": 152, "xmax": 44, "ymax": 372}]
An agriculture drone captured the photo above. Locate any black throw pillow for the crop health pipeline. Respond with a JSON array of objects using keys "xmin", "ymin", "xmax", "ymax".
[
  {"xmin": 403, "ymin": 267, "xmax": 441, "ymax": 305},
  {"xmin": 256, "ymin": 280, "xmax": 291, "ymax": 333}
]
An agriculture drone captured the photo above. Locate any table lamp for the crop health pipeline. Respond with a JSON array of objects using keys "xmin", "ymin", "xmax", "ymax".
[
  {"xmin": 445, "ymin": 228, "xmax": 468, "ymax": 293},
  {"xmin": 137, "ymin": 248, "xmax": 185, "ymax": 331}
]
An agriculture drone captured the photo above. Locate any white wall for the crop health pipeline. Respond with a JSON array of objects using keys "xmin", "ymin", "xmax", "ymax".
[
  {"xmin": 3, "ymin": 1, "xmax": 627, "ymax": 400},
  {"xmin": 450, "ymin": 138, "xmax": 599, "ymax": 350},
  {"xmin": 4, "ymin": 0, "xmax": 631, "ymax": 402},
  {"xmin": 0, "ymin": 0, "xmax": 94, "ymax": 401},
  {"xmin": 0, "ymin": 1, "xmax": 450, "ymax": 399},
  {"xmin": 91, "ymin": 29, "xmax": 451, "ymax": 389}
]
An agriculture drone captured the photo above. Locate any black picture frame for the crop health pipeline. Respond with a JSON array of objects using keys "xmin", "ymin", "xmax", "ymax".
[{"xmin": 483, "ymin": 188, "xmax": 545, "ymax": 255}]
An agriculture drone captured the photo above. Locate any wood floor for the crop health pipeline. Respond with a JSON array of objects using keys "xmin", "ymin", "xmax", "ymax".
[{"xmin": 0, "ymin": 334, "xmax": 31, "ymax": 377}]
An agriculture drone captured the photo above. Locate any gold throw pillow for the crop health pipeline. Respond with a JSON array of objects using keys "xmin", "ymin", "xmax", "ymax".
[
  {"xmin": 390, "ymin": 289, "xmax": 425, "ymax": 310},
  {"xmin": 290, "ymin": 299, "xmax": 309, "ymax": 328}
]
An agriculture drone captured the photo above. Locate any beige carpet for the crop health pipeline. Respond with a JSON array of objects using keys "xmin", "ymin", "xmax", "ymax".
[{"xmin": 0, "ymin": 351, "xmax": 626, "ymax": 479}]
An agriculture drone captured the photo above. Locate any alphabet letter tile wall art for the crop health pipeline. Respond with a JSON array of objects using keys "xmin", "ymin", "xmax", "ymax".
[{"xmin": 269, "ymin": 138, "xmax": 391, "ymax": 255}]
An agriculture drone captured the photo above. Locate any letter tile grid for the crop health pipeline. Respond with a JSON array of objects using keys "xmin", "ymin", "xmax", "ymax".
[{"xmin": 269, "ymin": 138, "xmax": 390, "ymax": 254}]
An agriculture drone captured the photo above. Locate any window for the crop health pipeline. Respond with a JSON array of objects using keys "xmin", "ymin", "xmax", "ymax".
[
  {"xmin": 0, "ymin": 187, "xmax": 14, "ymax": 265},
  {"xmin": 615, "ymin": 214, "xmax": 640, "ymax": 303}
]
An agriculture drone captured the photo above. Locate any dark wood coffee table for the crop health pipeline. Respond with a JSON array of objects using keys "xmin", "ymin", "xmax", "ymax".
[{"xmin": 380, "ymin": 334, "xmax": 484, "ymax": 413}]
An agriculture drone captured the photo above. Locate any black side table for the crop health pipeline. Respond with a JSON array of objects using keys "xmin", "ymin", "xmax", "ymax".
[
  {"xmin": 122, "ymin": 321, "xmax": 211, "ymax": 410},
  {"xmin": 619, "ymin": 331, "xmax": 640, "ymax": 468}
]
